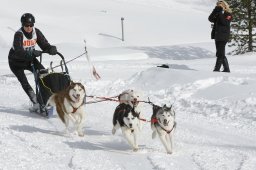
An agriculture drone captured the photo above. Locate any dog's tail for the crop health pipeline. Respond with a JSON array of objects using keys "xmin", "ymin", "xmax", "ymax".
[
  {"xmin": 45, "ymin": 94, "xmax": 66, "ymax": 124},
  {"xmin": 56, "ymin": 102, "xmax": 66, "ymax": 124},
  {"xmin": 46, "ymin": 94, "xmax": 56, "ymax": 107}
]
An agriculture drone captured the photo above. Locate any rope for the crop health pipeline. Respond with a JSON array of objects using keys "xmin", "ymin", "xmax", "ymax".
[
  {"xmin": 51, "ymin": 52, "xmax": 86, "ymax": 70},
  {"xmin": 138, "ymin": 117, "xmax": 158, "ymax": 123},
  {"xmin": 86, "ymin": 95, "xmax": 119, "ymax": 102},
  {"xmin": 85, "ymin": 94, "xmax": 157, "ymax": 123},
  {"xmin": 85, "ymin": 94, "xmax": 176, "ymax": 126},
  {"xmin": 85, "ymin": 99, "xmax": 113, "ymax": 104},
  {"xmin": 86, "ymin": 95, "xmax": 152, "ymax": 103},
  {"xmin": 85, "ymin": 95, "xmax": 155, "ymax": 106}
]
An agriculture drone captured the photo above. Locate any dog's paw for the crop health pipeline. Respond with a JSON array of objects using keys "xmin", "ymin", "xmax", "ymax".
[
  {"xmin": 112, "ymin": 128, "xmax": 116, "ymax": 135},
  {"xmin": 78, "ymin": 132, "xmax": 85, "ymax": 137},
  {"xmin": 167, "ymin": 151, "xmax": 173, "ymax": 154},
  {"xmin": 133, "ymin": 147, "xmax": 139, "ymax": 152},
  {"xmin": 152, "ymin": 131, "xmax": 157, "ymax": 139}
]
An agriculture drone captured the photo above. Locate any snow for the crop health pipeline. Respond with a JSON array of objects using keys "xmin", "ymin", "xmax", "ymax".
[{"xmin": 1, "ymin": 0, "xmax": 256, "ymax": 169}]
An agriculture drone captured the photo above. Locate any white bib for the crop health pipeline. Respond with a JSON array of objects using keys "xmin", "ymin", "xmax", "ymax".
[{"xmin": 14, "ymin": 28, "xmax": 37, "ymax": 52}]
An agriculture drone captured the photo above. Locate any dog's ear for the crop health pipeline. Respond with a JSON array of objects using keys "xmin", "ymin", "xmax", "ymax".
[
  {"xmin": 67, "ymin": 81, "xmax": 76, "ymax": 91},
  {"xmin": 78, "ymin": 83, "xmax": 85, "ymax": 91},
  {"xmin": 70, "ymin": 81, "xmax": 74, "ymax": 85}
]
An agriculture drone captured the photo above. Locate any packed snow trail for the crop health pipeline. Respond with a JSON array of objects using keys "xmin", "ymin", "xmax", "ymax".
[{"xmin": 1, "ymin": 57, "xmax": 256, "ymax": 169}]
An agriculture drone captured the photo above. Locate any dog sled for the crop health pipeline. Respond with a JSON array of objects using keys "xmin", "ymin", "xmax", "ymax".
[{"xmin": 31, "ymin": 52, "xmax": 71, "ymax": 117}]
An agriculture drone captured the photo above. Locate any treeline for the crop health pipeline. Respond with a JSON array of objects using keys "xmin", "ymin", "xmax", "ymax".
[{"xmin": 226, "ymin": 0, "xmax": 256, "ymax": 54}]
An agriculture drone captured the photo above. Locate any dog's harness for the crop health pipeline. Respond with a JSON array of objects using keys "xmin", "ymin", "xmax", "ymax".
[
  {"xmin": 70, "ymin": 103, "xmax": 83, "ymax": 113},
  {"xmin": 68, "ymin": 96, "xmax": 85, "ymax": 113},
  {"xmin": 157, "ymin": 121, "xmax": 176, "ymax": 134},
  {"xmin": 151, "ymin": 116, "xmax": 176, "ymax": 134}
]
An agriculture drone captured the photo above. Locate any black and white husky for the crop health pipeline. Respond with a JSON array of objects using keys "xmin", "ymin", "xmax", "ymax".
[
  {"xmin": 112, "ymin": 103, "xmax": 140, "ymax": 151},
  {"xmin": 118, "ymin": 89, "xmax": 143, "ymax": 130},
  {"xmin": 151, "ymin": 104, "xmax": 176, "ymax": 154}
]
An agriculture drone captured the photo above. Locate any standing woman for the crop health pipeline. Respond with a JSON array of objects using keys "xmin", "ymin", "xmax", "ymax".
[{"xmin": 208, "ymin": 0, "xmax": 232, "ymax": 72}]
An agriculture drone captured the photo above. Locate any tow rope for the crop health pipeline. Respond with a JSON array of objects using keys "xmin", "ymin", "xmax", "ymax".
[{"xmin": 85, "ymin": 95, "xmax": 153, "ymax": 105}]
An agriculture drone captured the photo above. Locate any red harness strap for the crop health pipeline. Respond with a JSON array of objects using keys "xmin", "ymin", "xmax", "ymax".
[
  {"xmin": 138, "ymin": 117, "xmax": 158, "ymax": 123},
  {"xmin": 71, "ymin": 103, "xmax": 83, "ymax": 113},
  {"xmin": 71, "ymin": 106, "xmax": 79, "ymax": 113},
  {"xmin": 151, "ymin": 118, "xmax": 158, "ymax": 123}
]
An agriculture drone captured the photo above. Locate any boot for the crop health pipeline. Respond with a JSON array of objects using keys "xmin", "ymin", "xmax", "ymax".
[
  {"xmin": 27, "ymin": 89, "xmax": 40, "ymax": 113},
  {"xmin": 222, "ymin": 57, "xmax": 230, "ymax": 72},
  {"xmin": 27, "ymin": 89, "xmax": 37, "ymax": 104},
  {"xmin": 213, "ymin": 58, "xmax": 222, "ymax": 72},
  {"xmin": 29, "ymin": 103, "xmax": 40, "ymax": 113}
]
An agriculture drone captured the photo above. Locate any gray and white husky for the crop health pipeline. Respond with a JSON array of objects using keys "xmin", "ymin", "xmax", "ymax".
[
  {"xmin": 112, "ymin": 103, "xmax": 140, "ymax": 151},
  {"xmin": 151, "ymin": 104, "xmax": 176, "ymax": 154}
]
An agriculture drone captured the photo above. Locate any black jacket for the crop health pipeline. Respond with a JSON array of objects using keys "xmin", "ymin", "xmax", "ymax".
[
  {"xmin": 208, "ymin": 6, "xmax": 232, "ymax": 42},
  {"xmin": 8, "ymin": 27, "xmax": 51, "ymax": 67}
]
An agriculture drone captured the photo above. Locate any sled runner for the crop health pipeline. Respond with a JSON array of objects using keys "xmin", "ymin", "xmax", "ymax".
[{"xmin": 31, "ymin": 52, "xmax": 71, "ymax": 117}]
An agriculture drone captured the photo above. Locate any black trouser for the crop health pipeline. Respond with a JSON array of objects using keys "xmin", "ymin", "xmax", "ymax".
[
  {"xmin": 9, "ymin": 59, "xmax": 44, "ymax": 104},
  {"xmin": 214, "ymin": 41, "xmax": 230, "ymax": 72}
]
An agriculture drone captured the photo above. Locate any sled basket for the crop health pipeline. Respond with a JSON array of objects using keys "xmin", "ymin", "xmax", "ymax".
[
  {"xmin": 32, "ymin": 52, "xmax": 71, "ymax": 116},
  {"xmin": 38, "ymin": 71, "xmax": 70, "ymax": 105}
]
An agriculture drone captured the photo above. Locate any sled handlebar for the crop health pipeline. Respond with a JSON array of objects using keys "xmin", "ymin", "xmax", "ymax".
[{"xmin": 39, "ymin": 51, "xmax": 69, "ymax": 74}]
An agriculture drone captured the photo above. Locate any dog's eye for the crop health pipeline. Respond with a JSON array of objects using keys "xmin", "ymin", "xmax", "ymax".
[{"xmin": 132, "ymin": 117, "xmax": 135, "ymax": 120}]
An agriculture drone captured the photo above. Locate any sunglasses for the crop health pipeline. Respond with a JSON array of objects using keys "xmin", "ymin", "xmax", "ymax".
[{"xmin": 24, "ymin": 23, "xmax": 34, "ymax": 27}]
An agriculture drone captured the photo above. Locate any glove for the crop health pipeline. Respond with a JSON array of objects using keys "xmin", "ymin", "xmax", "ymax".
[
  {"xmin": 32, "ymin": 50, "xmax": 42, "ymax": 57},
  {"xmin": 48, "ymin": 46, "xmax": 57, "ymax": 55}
]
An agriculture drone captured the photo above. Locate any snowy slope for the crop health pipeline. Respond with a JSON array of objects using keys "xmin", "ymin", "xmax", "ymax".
[{"xmin": 1, "ymin": 0, "xmax": 256, "ymax": 170}]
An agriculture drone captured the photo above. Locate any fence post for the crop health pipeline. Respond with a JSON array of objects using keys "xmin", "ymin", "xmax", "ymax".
[{"xmin": 121, "ymin": 17, "xmax": 124, "ymax": 41}]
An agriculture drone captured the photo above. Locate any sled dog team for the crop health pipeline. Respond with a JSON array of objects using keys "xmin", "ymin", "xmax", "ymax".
[{"xmin": 46, "ymin": 82, "xmax": 176, "ymax": 154}]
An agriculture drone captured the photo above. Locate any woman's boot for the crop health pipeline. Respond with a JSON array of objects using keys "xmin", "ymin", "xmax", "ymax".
[
  {"xmin": 213, "ymin": 58, "xmax": 222, "ymax": 71},
  {"xmin": 222, "ymin": 57, "xmax": 230, "ymax": 72}
]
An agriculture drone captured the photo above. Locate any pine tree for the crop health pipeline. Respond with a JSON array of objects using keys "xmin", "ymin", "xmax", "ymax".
[{"xmin": 226, "ymin": 0, "xmax": 256, "ymax": 54}]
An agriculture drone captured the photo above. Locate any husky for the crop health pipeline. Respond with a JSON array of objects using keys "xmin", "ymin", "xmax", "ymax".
[
  {"xmin": 46, "ymin": 82, "xmax": 86, "ymax": 136},
  {"xmin": 151, "ymin": 104, "xmax": 176, "ymax": 154},
  {"xmin": 118, "ymin": 89, "xmax": 143, "ymax": 130},
  {"xmin": 118, "ymin": 89, "xmax": 140, "ymax": 108},
  {"xmin": 112, "ymin": 103, "xmax": 140, "ymax": 151}
]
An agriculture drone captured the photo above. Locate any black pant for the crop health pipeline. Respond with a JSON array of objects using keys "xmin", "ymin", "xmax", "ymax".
[
  {"xmin": 9, "ymin": 59, "xmax": 44, "ymax": 104},
  {"xmin": 214, "ymin": 41, "xmax": 230, "ymax": 72}
]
